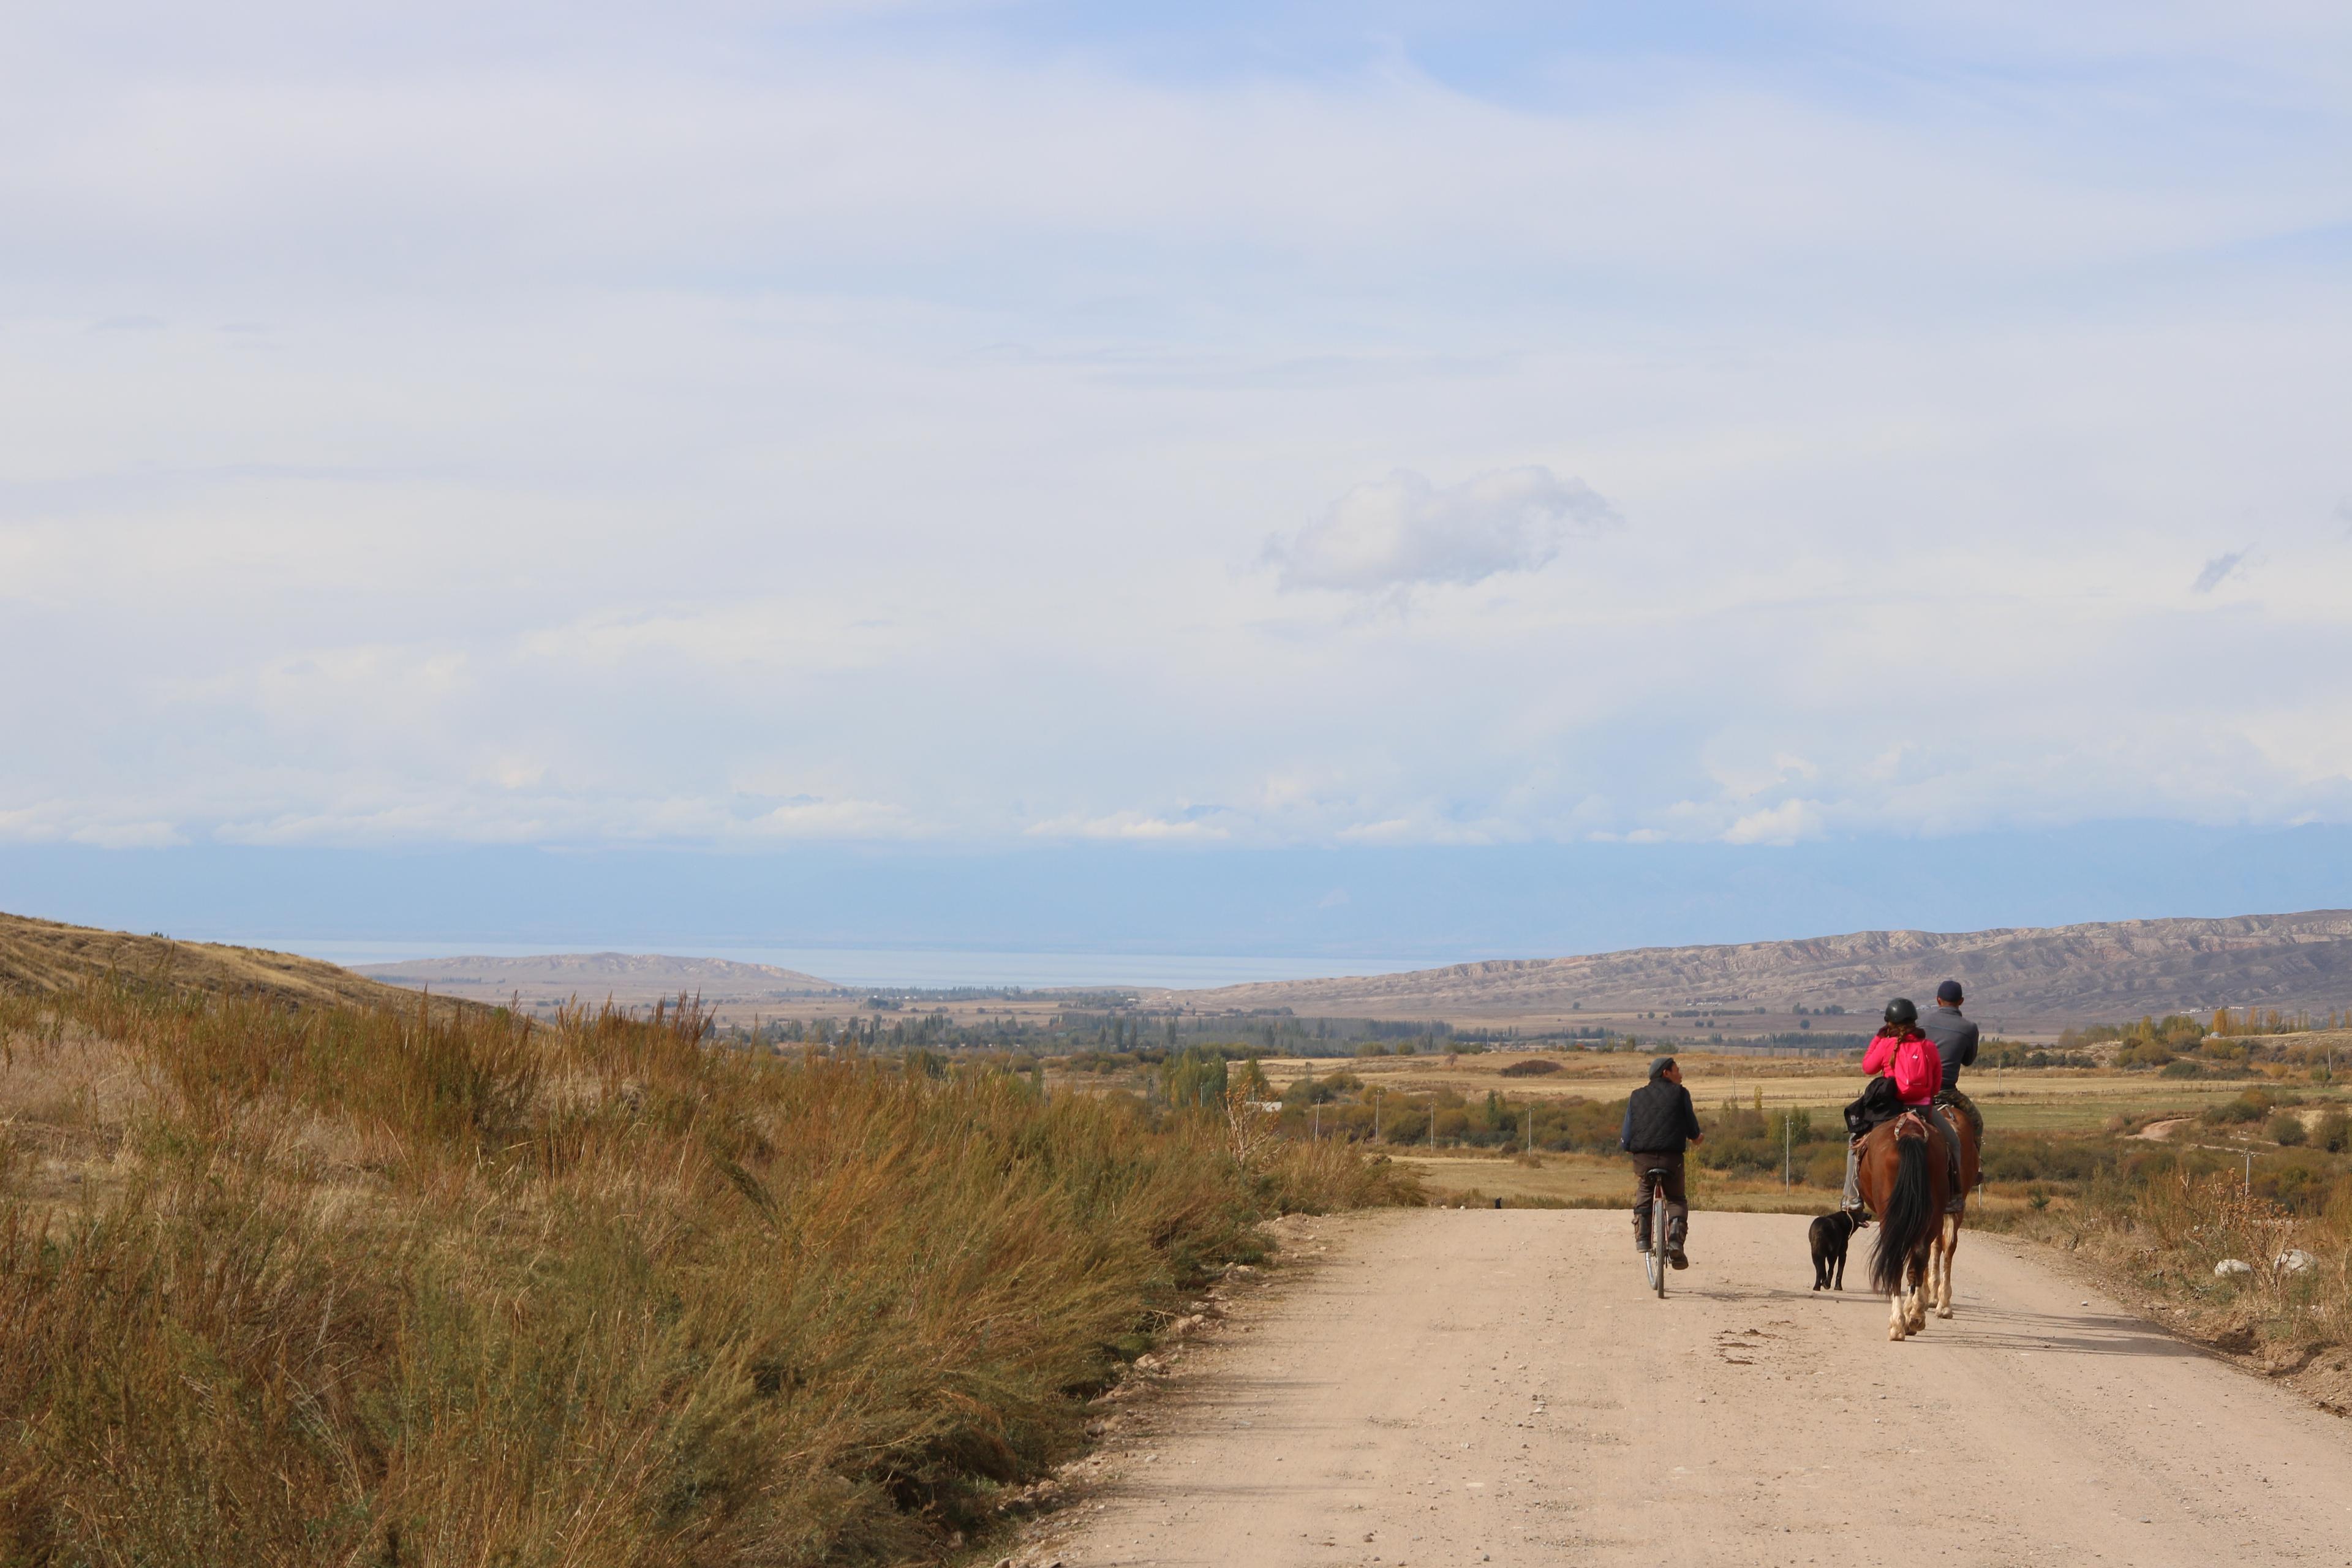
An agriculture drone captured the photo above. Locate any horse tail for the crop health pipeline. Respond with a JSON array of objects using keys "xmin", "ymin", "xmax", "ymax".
[{"xmin": 1870, "ymin": 1135, "xmax": 1933, "ymax": 1296}]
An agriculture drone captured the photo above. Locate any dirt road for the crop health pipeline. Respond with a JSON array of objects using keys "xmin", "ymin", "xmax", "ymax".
[{"xmin": 1028, "ymin": 1210, "xmax": 2352, "ymax": 1567}]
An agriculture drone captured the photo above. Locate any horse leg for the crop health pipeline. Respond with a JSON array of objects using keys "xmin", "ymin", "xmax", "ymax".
[
  {"xmin": 1904, "ymin": 1251, "xmax": 1929, "ymax": 1333},
  {"xmin": 1888, "ymin": 1282, "xmax": 1907, "ymax": 1341},
  {"xmin": 1934, "ymin": 1213, "xmax": 1960, "ymax": 1319}
]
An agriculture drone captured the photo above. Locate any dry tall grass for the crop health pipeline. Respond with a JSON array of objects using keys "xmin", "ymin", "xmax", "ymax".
[
  {"xmin": 0, "ymin": 982, "xmax": 1411, "ymax": 1566},
  {"xmin": 1981, "ymin": 1137, "xmax": 2351, "ymax": 1378}
]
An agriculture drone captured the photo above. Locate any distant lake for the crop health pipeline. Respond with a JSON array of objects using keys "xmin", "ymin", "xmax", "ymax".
[{"xmin": 249, "ymin": 938, "xmax": 1459, "ymax": 991}]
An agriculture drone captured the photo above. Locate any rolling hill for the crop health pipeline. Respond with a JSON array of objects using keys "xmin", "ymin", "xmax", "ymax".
[
  {"xmin": 0, "ymin": 910, "xmax": 445, "ymax": 1011},
  {"xmin": 356, "ymin": 952, "xmax": 845, "ymax": 1009},
  {"xmin": 1176, "ymin": 910, "xmax": 2352, "ymax": 1030}
]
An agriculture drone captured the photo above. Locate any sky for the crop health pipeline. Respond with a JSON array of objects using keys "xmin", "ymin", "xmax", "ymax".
[{"xmin": 2, "ymin": 3, "xmax": 2349, "ymax": 968}]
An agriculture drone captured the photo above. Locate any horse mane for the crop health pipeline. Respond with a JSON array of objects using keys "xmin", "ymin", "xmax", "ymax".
[{"xmin": 1870, "ymin": 1131, "xmax": 1935, "ymax": 1297}]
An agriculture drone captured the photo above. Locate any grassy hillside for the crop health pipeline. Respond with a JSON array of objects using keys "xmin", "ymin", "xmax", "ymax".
[
  {"xmin": 0, "ymin": 974, "xmax": 1411, "ymax": 1565},
  {"xmin": 0, "ymin": 909, "xmax": 441, "ymax": 1012}
]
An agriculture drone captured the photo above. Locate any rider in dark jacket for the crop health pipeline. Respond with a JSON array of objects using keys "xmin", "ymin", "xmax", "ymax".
[
  {"xmin": 1621, "ymin": 1056, "xmax": 1704, "ymax": 1268},
  {"xmin": 1921, "ymin": 980, "xmax": 1983, "ymax": 1142}
]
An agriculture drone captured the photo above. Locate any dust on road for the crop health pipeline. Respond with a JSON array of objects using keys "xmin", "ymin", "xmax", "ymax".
[{"xmin": 1026, "ymin": 1209, "xmax": 2352, "ymax": 1567}]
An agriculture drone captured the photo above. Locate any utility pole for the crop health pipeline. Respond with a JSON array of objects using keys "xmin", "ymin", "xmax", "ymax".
[
  {"xmin": 1524, "ymin": 1104, "xmax": 1533, "ymax": 1154},
  {"xmin": 1784, "ymin": 1114, "xmax": 1793, "ymax": 1189},
  {"xmin": 2245, "ymin": 1149, "xmax": 2253, "ymax": 1196}
]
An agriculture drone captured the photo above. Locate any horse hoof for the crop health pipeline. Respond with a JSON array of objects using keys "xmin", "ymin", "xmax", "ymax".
[{"xmin": 1936, "ymin": 1306, "xmax": 1954, "ymax": 1320}]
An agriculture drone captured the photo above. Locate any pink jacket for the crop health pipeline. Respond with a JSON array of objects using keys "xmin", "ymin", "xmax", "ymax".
[{"xmin": 1863, "ymin": 1027, "xmax": 1943, "ymax": 1106}]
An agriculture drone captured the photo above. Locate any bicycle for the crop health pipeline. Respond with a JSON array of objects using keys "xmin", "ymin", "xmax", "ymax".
[{"xmin": 1643, "ymin": 1166, "xmax": 1669, "ymax": 1298}]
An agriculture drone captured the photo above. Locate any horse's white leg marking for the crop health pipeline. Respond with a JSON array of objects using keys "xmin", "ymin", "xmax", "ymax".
[{"xmin": 1934, "ymin": 1213, "xmax": 1959, "ymax": 1319}]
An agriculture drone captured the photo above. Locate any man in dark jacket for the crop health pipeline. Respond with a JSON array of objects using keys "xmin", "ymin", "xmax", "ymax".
[
  {"xmin": 1922, "ymin": 980, "xmax": 1983, "ymax": 1142},
  {"xmin": 1621, "ymin": 1055, "xmax": 1705, "ymax": 1268}
]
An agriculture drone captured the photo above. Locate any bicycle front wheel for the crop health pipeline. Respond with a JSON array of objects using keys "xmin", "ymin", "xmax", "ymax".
[{"xmin": 1651, "ymin": 1191, "xmax": 1668, "ymax": 1297}]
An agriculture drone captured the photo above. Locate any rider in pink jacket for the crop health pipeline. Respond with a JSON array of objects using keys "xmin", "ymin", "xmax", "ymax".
[{"xmin": 1861, "ymin": 1024, "xmax": 1940, "ymax": 1104}]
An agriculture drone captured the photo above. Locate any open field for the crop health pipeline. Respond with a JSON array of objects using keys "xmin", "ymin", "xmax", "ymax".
[
  {"xmin": 1256, "ymin": 1049, "xmax": 2352, "ymax": 1132},
  {"xmin": 1383, "ymin": 1151, "xmax": 1845, "ymax": 1213},
  {"xmin": 1382, "ymin": 1147, "xmax": 2098, "ymax": 1217}
]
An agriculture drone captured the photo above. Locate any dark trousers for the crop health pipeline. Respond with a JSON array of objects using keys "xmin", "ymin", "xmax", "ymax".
[
  {"xmin": 1630, "ymin": 1151, "xmax": 1687, "ymax": 1244},
  {"xmin": 1938, "ymin": 1086, "xmax": 1984, "ymax": 1144}
]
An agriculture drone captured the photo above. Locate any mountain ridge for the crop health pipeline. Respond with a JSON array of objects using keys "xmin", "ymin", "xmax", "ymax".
[{"xmin": 1174, "ymin": 910, "xmax": 2352, "ymax": 1026}]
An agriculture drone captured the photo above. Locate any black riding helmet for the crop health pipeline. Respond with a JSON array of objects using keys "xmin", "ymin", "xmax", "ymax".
[{"xmin": 1883, "ymin": 997, "xmax": 1918, "ymax": 1028}]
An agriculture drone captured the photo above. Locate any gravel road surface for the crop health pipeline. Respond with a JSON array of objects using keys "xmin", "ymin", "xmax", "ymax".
[{"xmin": 1030, "ymin": 1208, "xmax": 2352, "ymax": 1567}]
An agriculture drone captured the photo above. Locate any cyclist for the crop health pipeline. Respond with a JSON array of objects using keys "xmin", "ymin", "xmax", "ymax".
[
  {"xmin": 1841, "ymin": 998, "xmax": 1964, "ymax": 1217},
  {"xmin": 1621, "ymin": 1055, "xmax": 1704, "ymax": 1269}
]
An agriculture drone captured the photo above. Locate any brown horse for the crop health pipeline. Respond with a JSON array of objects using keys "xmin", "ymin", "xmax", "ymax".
[
  {"xmin": 1929, "ymin": 1104, "xmax": 1980, "ymax": 1319},
  {"xmin": 1855, "ymin": 1111, "xmax": 1950, "ymax": 1341}
]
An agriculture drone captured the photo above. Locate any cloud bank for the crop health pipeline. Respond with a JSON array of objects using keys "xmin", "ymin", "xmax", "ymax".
[
  {"xmin": 1, "ymin": 3, "xmax": 2350, "ymax": 859},
  {"xmin": 1266, "ymin": 467, "xmax": 1618, "ymax": 594}
]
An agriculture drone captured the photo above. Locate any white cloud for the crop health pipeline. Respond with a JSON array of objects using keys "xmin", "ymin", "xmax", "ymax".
[
  {"xmin": 1266, "ymin": 467, "xmax": 1618, "ymax": 595},
  {"xmin": 68, "ymin": 821, "xmax": 188, "ymax": 849},
  {"xmin": 1721, "ymin": 801, "xmax": 1825, "ymax": 846},
  {"xmin": 742, "ymin": 797, "xmax": 927, "ymax": 840},
  {"xmin": 1023, "ymin": 812, "xmax": 1230, "ymax": 842}
]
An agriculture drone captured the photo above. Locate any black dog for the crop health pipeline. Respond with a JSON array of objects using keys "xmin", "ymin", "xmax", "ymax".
[{"xmin": 1809, "ymin": 1210, "xmax": 1865, "ymax": 1291}]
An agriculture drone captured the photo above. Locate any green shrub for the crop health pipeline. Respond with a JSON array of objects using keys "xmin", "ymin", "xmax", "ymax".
[
  {"xmin": 2203, "ymin": 1089, "xmax": 2276, "ymax": 1126},
  {"xmin": 2318, "ymin": 1110, "xmax": 2351, "ymax": 1155},
  {"xmin": 1803, "ymin": 1145, "xmax": 1847, "ymax": 1189},
  {"xmin": 2269, "ymin": 1111, "xmax": 2309, "ymax": 1146},
  {"xmin": 1981, "ymin": 1134, "xmax": 2115, "ymax": 1184}
]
